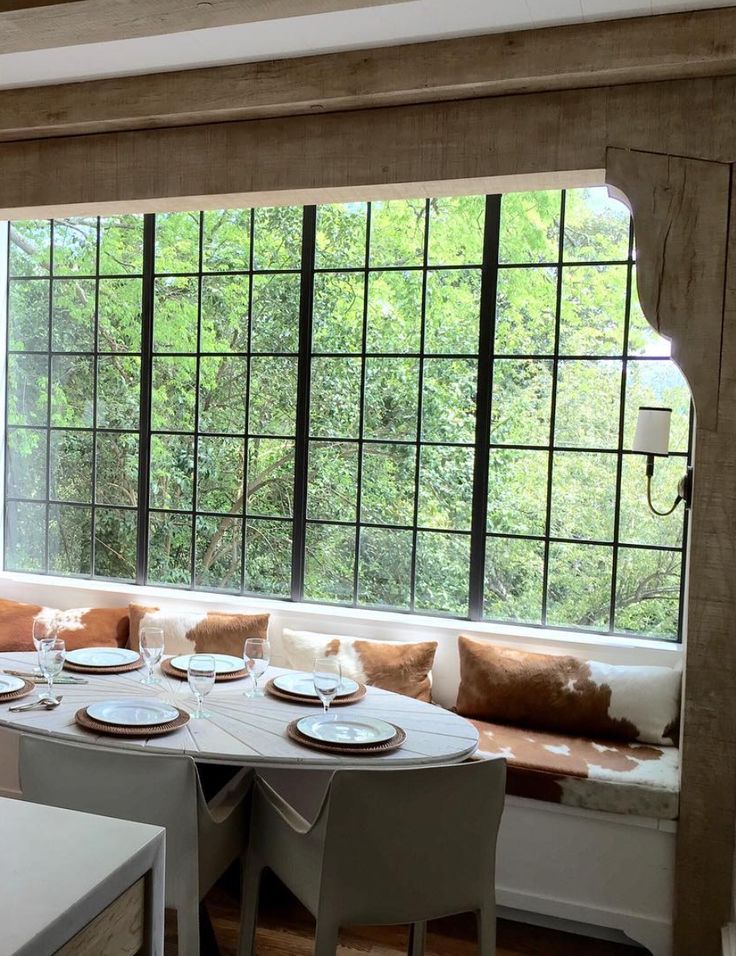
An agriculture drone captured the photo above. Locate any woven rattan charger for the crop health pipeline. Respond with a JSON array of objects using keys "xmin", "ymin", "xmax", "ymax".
[
  {"xmin": 0, "ymin": 679, "xmax": 35, "ymax": 704},
  {"xmin": 64, "ymin": 657, "xmax": 143, "ymax": 675},
  {"xmin": 75, "ymin": 706, "xmax": 191, "ymax": 738},
  {"xmin": 286, "ymin": 719, "xmax": 405, "ymax": 756},
  {"xmin": 265, "ymin": 677, "xmax": 367, "ymax": 706},
  {"xmin": 160, "ymin": 657, "xmax": 248, "ymax": 683}
]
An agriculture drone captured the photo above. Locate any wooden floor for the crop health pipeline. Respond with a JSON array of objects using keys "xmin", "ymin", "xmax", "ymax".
[{"xmin": 168, "ymin": 871, "xmax": 644, "ymax": 956}]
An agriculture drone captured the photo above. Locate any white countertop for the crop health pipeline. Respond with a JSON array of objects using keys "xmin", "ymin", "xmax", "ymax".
[{"xmin": 0, "ymin": 797, "xmax": 164, "ymax": 956}]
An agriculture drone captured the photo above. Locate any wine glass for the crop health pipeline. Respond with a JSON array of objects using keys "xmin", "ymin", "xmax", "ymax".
[
  {"xmin": 313, "ymin": 657, "xmax": 342, "ymax": 717},
  {"xmin": 139, "ymin": 627, "xmax": 164, "ymax": 685},
  {"xmin": 38, "ymin": 638, "xmax": 65, "ymax": 700},
  {"xmin": 32, "ymin": 616, "xmax": 57, "ymax": 676},
  {"xmin": 188, "ymin": 655, "xmax": 215, "ymax": 719},
  {"xmin": 243, "ymin": 638, "xmax": 270, "ymax": 698}
]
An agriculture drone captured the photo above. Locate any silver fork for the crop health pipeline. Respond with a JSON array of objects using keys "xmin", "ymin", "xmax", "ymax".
[{"xmin": 10, "ymin": 696, "xmax": 64, "ymax": 713}]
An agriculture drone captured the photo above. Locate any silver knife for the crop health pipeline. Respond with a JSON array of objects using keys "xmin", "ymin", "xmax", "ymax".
[{"xmin": 2, "ymin": 670, "xmax": 88, "ymax": 684}]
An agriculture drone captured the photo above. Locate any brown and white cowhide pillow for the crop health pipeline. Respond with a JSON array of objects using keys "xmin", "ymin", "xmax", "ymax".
[
  {"xmin": 456, "ymin": 636, "xmax": 681, "ymax": 746},
  {"xmin": 0, "ymin": 599, "xmax": 130, "ymax": 652},
  {"xmin": 128, "ymin": 604, "xmax": 269, "ymax": 657},
  {"xmin": 281, "ymin": 628, "xmax": 438, "ymax": 702}
]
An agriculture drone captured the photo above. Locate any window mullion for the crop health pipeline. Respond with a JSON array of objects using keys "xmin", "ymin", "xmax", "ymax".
[
  {"xmin": 291, "ymin": 205, "xmax": 317, "ymax": 601},
  {"xmin": 468, "ymin": 195, "xmax": 502, "ymax": 620},
  {"xmin": 135, "ymin": 214, "xmax": 156, "ymax": 585}
]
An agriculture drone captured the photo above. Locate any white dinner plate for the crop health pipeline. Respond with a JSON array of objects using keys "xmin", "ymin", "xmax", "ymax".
[
  {"xmin": 65, "ymin": 647, "xmax": 140, "ymax": 668},
  {"xmin": 87, "ymin": 699, "xmax": 179, "ymax": 727},
  {"xmin": 169, "ymin": 653, "xmax": 244, "ymax": 675},
  {"xmin": 0, "ymin": 674, "xmax": 25, "ymax": 694},
  {"xmin": 296, "ymin": 714, "xmax": 397, "ymax": 746},
  {"xmin": 273, "ymin": 672, "xmax": 359, "ymax": 698}
]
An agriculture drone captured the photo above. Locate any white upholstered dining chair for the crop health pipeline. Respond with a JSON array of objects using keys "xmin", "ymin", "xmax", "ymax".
[
  {"xmin": 19, "ymin": 734, "xmax": 252, "ymax": 956},
  {"xmin": 239, "ymin": 758, "xmax": 506, "ymax": 956}
]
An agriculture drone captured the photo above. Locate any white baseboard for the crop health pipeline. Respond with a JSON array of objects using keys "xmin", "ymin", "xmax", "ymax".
[{"xmin": 723, "ymin": 923, "xmax": 736, "ymax": 956}]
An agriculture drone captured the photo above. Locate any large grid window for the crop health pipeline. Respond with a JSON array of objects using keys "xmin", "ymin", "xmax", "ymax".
[{"xmin": 3, "ymin": 189, "xmax": 691, "ymax": 640}]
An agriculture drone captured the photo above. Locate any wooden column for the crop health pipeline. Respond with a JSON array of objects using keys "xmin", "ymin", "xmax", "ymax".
[{"xmin": 607, "ymin": 148, "xmax": 735, "ymax": 956}]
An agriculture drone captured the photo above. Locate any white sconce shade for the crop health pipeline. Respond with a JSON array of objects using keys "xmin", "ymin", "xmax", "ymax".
[{"xmin": 633, "ymin": 406, "xmax": 671, "ymax": 456}]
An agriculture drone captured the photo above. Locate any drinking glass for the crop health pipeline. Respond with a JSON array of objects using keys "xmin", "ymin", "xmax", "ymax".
[
  {"xmin": 313, "ymin": 657, "xmax": 342, "ymax": 717},
  {"xmin": 188, "ymin": 655, "xmax": 215, "ymax": 719},
  {"xmin": 140, "ymin": 627, "xmax": 164, "ymax": 685},
  {"xmin": 32, "ymin": 616, "xmax": 57, "ymax": 676},
  {"xmin": 243, "ymin": 638, "xmax": 271, "ymax": 698},
  {"xmin": 38, "ymin": 638, "xmax": 65, "ymax": 700}
]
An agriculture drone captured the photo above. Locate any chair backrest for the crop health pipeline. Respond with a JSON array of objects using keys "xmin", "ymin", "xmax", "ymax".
[
  {"xmin": 19, "ymin": 734, "xmax": 202, "ymax": 904},
  {"xmin": 317, "ymin": 757, "xmax": 506, "ymax": 925}
]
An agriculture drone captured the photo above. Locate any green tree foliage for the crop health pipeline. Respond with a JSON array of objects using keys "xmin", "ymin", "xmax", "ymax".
[{"xmin": 4, "ymin": 189, "xmax": 691, "ymax": 639}]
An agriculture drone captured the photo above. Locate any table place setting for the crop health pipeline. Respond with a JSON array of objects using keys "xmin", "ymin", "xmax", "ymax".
[
  {"xmin": 63, "ymin": 646, "xmax": 143, "ymax": 675},
  {"xmin": 0, "ymin": 672, "xmax": 36, "ymax": 704},
  {"xmin": 161, "ymin": 652, "xmax": 248, "ymax": 683},
  {"xmin": 265, "ymin": 671, "xmax": 367, "ymax": 705},
  {"xmin": 74, "ymin": 698, "xmax": 191, "ymax": 738}
]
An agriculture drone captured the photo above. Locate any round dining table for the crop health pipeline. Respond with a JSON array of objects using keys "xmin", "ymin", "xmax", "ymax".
[{"xmin": 0, "ymin": 651, "xmax": 479, "ymax": 769}]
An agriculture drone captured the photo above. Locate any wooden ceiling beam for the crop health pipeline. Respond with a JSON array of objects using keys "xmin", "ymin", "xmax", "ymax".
[
  {"xmin": 0, "ymin": 0, "xmax": 405, "ymax": 54},
  {"xmin": 2, "ymin": 7, "xmax": 736, "ymax": 142}
]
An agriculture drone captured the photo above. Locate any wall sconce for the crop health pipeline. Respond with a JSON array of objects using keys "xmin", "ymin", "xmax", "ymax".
[{"xmin": 633, "ymin": 406, "xmax": 692, "ymax": 515}]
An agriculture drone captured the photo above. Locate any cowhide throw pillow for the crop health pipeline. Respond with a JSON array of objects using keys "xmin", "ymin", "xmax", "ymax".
[
  {"xmin": 281, "ymin": 628, "xmax": 438, "ymax": 702},
  {"xmin": 0, "ymin": 598, "xmax": 129, "ymax": 652},
  {"xmin": 456, "ymin": 636, "xmax": 681, "ymax": 746},
  {"xmin": 128, "ymin": 604, "xmax": 269, "ymax": 657}
]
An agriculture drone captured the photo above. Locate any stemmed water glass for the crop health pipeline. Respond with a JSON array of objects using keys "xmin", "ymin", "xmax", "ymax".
[
  {"xmin": 32, "ymin": 616, "xmax": 58, "ymax": 675},
  {"xmin": 140, "ymin": 627, "xmax": 164, "ymax": 685},
  {"xmin": 188, "ymin": 655, "xmax": 215, "ymax": 719},
  {"xmin": 313, "ymin": 657, "xmax": 341, "ymax": 717},
  {"xmin": 38, "ymin": 638, "xmax": 66, "ymax": 700},
  {"xmin": 243, "ymin": 638, "xmax": 270, "ymax": 698}
]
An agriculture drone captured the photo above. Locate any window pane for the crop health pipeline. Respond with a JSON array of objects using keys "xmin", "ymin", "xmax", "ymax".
[
  {"xmin": 555, "ymin": 359, "xmax": 621, "ymax": 449},
  {"xmin": 6, "ymin": 428, "xmax": 47, "ymax": 500},
  {"xmin": 614, "ymin": 547, "xmax": 680, "ymax": 639},
  {"xmin": 366, "ymin": 270, "xmax": 422, "ymax": 354},
  {"xmin": 312, "ymin": 273, "xmax": 364, "ymax": 353},
  {"xmin": 150, "ymin": 434, "xmax": 194, "ymax": 510},
  {"xmin": 197, "ymin": 436, "xmax": 244, "ymax": 513},
  {"xmin": 360, "ymin": 443, "xmax": 416, "ymax": 525},
  {"xmin": 563, "ymin": 187, "xmax": 630, "ymax": 262},
  {"xmin": 203, "ymin": 208, "xmax": 251, "ymax": 273},
  {"xmin": 195, "ymin": 515, "xmax": 242, "ymax": 591},
  {"xmin": 153, "ymin": 277, "xmax": 198, "ymax": 353},
  {"xmin": 253, "ymin": 206, "xmax": 302, "ymax": 270},
  {"xmin": 249, "ymin": 356, "xmax": 297, "ymax": 435},
  {"xmin": 546, "ymin": 542, "xmax": 613, "ymax": 630},
  {"xmin": 98, "ymin": 279, "xmax": 142, "ymax": 352},
  {"xmin": 94, "ymin": 508, "xmax": 137, "ymax": 581},
  {"xmin": 624, "ymin": 359, "xmax": 690, "ymax": 453},
  {"xmin": 49, "ymin": 430, "xmax": 93, "ymax": 502},
  {"xmin": 358, "ymin": 526, "xmax": 412, "ymax": 608},
  {"xmin": 485, "ymin": 536, "xmax": 544, "ymax": 624},
  {"xmin": 415, "ymin": 531, "xmax": 470, "ymax": 615},
  {"xmin": 494, "ymin": 267, "xmax": 556, "ymax": 356},
  {"xmin": 199, "ymin": 356, "xmax": 247, "ymax": 434},
  {"xmin": 550, "ymin": 451, "xmax": 617, "ymax": 542},
  {"xmin": 7, "ymin": 354, "xmax": 48, "ymax": 426},
  {"xmin": 9, "ymin": 221, "xmax": 50, "ymax": 277},
  {"xmin": 244, "ymin": 518, "xmax": 292, "ymax": 595},
  {"xmin": 49, "ymin": 504, "xmax": 92, "ymax": 575},
  {"xmin": 155, "ymin": 212, "xmax": 200, "ymax": 274},
  {"xmin": 418, "ymin": 445, "xmax": 474, "ymax": 531},
  {"xmin": 422, "ymin": 358, "xmax": 476, "ymax": 443},
  {"xmin": 307, "ymin": 442, "xmax": 358, "ymax": 522},
  {"xmin": 370, "ymin": 199, "xmax": 426, "ymax": 268},
  {"xmin": 99, "ymin": 215, "xmax": 143, "ymax": 276},
  {"xmin": 310, "ymin": 358, "xmax": 361, "ymax": 439},
  {"xmin": 627, "ymin": 289, "xmax": 671, "ymax": 358},
  {"xmin": 364, "ymin": 358, "xmax": 419, "ymax": 441},
  {"xmin": 487, "ymin": 448, "xmax": 548, "ymax": 536},
  {"xmin": 50, "ymin": 355, "xmax": 94, "ymax": 428},
  {"xmin": 96, "ymin": 432, "xmax": 139, "ymax": 507},
  {"xmin": 491, "ymin": 359, "xmax": 552, "ymax": 446},
  {"xmin": 425, "ymin": 269, "xmax": 481, "ymax": 355},
  {"xmin": 304, "ymin": 522, "xmax": 355, "ymax": 603},
  {"xmin": 251, "ymin": 273, "xmax": 300, "ymax": 353},
  {"xmin": 428, "ymin": 195, "xmax": 485, "ymax": 266},
  {"xmin": 559, "ymin": 265, "xmax": 627, "ymax": 356},
  {"xmin": 53, "ymin": 218, "xmax": 97, "ymax": 276},
  {"xmin": 500, "ymin": 191, "xmax": 560, "ymax": 264},
  {"xmin": 200, "ymin": 275, "xmax": 249, "ymax": 352},
  {"xmin": 151, "ymin": 357, "xmax": 195, "ymax": 431},
  {"xmin": 619, "ymin": 454, "xmax": 684, "ymax": 548},
  {"xmin": 148, "ymin": 512, "xmax": 193, "ymax": 586},
  {"xmin": 316, "ymin": 202, "xmax": 367, "ymax": 269},
  {"xmin": 9, "ymin": 279, "xmax": 49, "ymax": 351},
  {"xmin": 247, "ymin": 438, "xmax": 295, "ymax": 517},
  {"xmin": 97, "ymin": 356, "xmax": 141, "ymax": 429},
  {"xmin": 5, "ymin": 502, "xmax": 46, "ymax": 571}
]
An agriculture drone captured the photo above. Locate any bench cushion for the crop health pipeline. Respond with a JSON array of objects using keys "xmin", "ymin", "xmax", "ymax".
[{"xmin": 472, "ymin": 719, "xmax": 679, "ymax": 820}]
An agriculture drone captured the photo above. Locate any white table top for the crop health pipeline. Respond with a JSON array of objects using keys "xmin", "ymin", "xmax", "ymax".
[
  {"xmin": 1, "ymin": 796, "xmax": 164, "ymax": 956},
  {"xmin": 0, "ymin": 652, "xmax": 478, "ymax": 769}
]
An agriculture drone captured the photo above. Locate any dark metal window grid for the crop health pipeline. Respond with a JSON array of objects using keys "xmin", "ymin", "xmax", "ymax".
[{"xmin": 3, "ymin": 194, "xmax": 691, "ymax": 640}]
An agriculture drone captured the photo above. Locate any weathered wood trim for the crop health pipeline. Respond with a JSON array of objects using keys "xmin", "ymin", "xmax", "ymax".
[
  {"xmin": 0, "ymin": 0, "xmax": 404, "ymax": 53},
  {"xmin": 1, "ymin": 75, "xmax": 736, "ymax": 220},
  {"xmin": 3, "ymin": 8, "xmax": 736, "ymax": 141}
]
